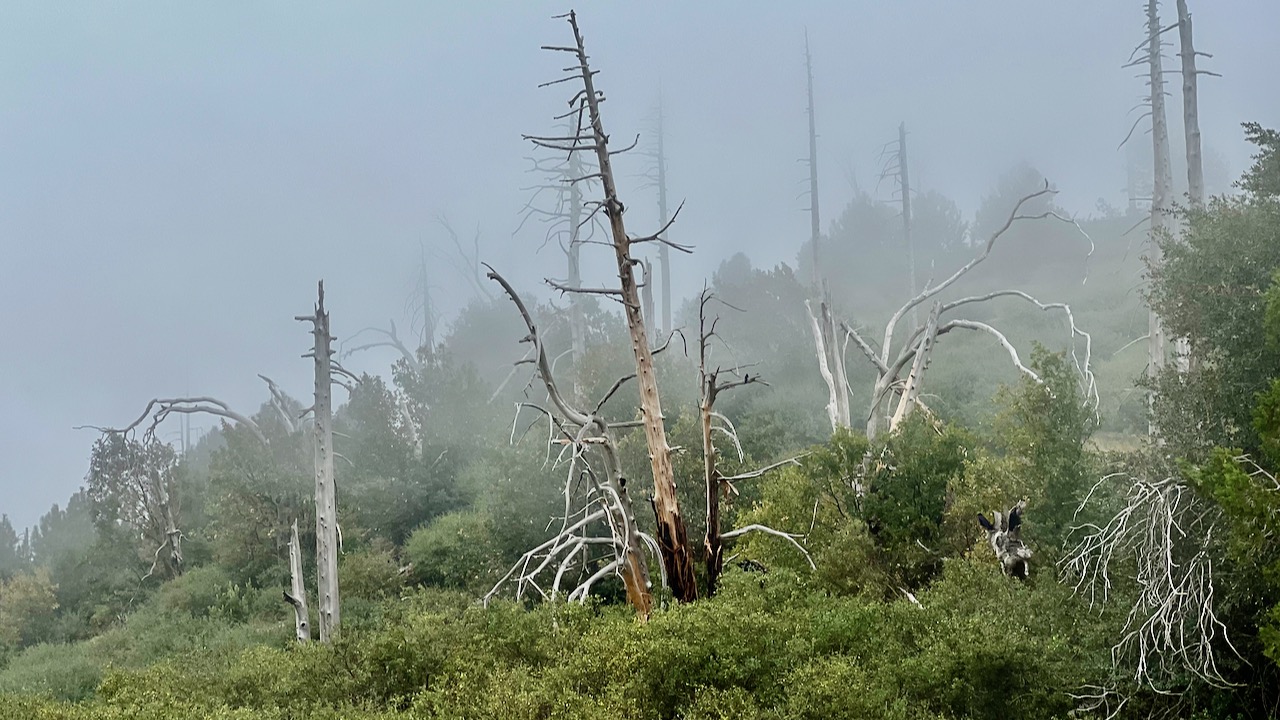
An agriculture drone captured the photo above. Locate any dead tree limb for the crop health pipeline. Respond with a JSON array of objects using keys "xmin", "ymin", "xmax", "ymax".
[
  {"xmin": 1063, "ymin": 468, "xmax": 1245, "ymax": 691},
  {"xmin": 79, "ymin": 396, "xmax": 268, "ymax": 446},
  {"xmin": 485, "ymin": 267, "xmax": 653, "ymax": 615},
  {"xmin": 342, "ymin": 321, "xmax": 422, "ymax": 373}
]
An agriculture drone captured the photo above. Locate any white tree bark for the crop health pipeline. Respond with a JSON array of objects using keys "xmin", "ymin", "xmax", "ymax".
[
  {"xmin": 296, "ymin": 281, "xmax": 340, "ymax": 643},
  {"xmin": 1145, "ymin": 0, "xmax": 1174, "ymax": 421},
  {"xmin": 284, "ymin": 519, "xmax": 310, "ymax": 643},
  {"xmin": 1176, "ymin": 0, "xmax": 1204, "ymax": 208}
]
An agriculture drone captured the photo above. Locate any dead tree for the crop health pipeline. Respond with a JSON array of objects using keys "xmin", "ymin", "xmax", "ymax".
[
  {"xmin": 483, "ymin": 268, "xmax": 653, "ymax": 614},
  {"xmin": 638, "ymin": 94, "xmax": 675, "ymax": 335},
  {"xmin": 1062, "ymin": 460, "xmax": 1259, "ymax": 691},
  {"xmin": 880, "ymin": 123, "xmax": 918, "ymax": 325},
  {"xmin": 978, "ymin": 501, "xmax": 1032, "ymax": 580},
  {"xmin": 836, "ymin": 185, "xmax": 1098, "ymax": 440},
  {"xmin": 805, "ymin": 293, "xmax": 851, "ymax": 431},
  {"xmin": 436, "ymin": 216, "xmax": 494, "ymax": 303},
  {"xmin": 803, "ymin": 29, "xmax": 821, "ymax": 288},
  {"xmin": 78, "ymin": 394, "xmax": 275, "ymax": 580},
  {"xmin": 697, "ymin": 290, "xmax": 765, "ymax": 592},
  {"xmin": 1176, "ymin": 0, "xmax": 1215, "ymax": 209},
  {"xmin": 525, "ymin": 11, "xmax": 699, "ymax": 602},
  {"xmin": 342, "ymin": 320, "xmax": 422, "ymax": 373},
  {"xmin": 284, "ymin": 519, "xmax": 310, "ymax": 642},
  {"xmin": 295, "ymin": 281, "xmax": 341, "ymax": 643},
  {"xmin": 517, "ymin": 121, "xmax": 609, "ymax": 404},
  {"xmin": 1126, "ymin": 0, "xmax": 1176, "ymax": 422}
]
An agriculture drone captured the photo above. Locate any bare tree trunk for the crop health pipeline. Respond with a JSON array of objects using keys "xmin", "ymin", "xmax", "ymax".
[
  {"xmin": 805, "ymin": 30, "xmax": 821, "ymax": 288},
  {"xmin": 1177, "ymin": 0, "xmax": 1204, "ymax": 208},
  {"xmin": 567, "ymin": 149, "xmax": 588, "ymax": 404},
  {"xmin": 284, "ymin": 519, "xmax": 310, "ymax": 643},
  {"xmin": 898, "ymin": 123, "xmax": 918, "ymax": 328},
  {"xmin": 655, "ymin": 97, "xmax": 673, "ymax": 336},
  {"xmin": 297, "ymin": 281, "xmax": 340, "ymax": 642},
  {"xmin": 889, "ymin": 302, "xmax": 940, "ymax": 431},
  {"xmin": 1147, "ymin": 0, "xmax": 1173, "ymax": 434},
  {"xmin": 558, "ymin": 13, "xmax": 698, "ymax": 602}
]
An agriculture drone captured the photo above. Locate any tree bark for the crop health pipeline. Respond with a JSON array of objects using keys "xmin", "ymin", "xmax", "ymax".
[
  {"xmin": 564, "ymin": 12, "xmax": 699, "ymax": 602},
  {"xmin": 297, "ymin": 281, "xmax": 340, "ymax": 642},
  {"xmin": 898, "ymin": 123, "xmax": 918, "ymax": 328},
  {"xmin": 805, "ymin": 30, "xmax": 821, "ymax": 288},
  {"xmin": 655, "ymin": 97, "xmax": 673, "ymax": 336},
  {"xmin": 1147, "ymin": 0, "xmax": 1173, "ymax": 433},
  {"xmin": 1176, "ymin": 0, "xmax": 1204, "ymax": 208},
  {"xmin": 284, "ymin": 519, "xmax": 310, "ymax": 643}
]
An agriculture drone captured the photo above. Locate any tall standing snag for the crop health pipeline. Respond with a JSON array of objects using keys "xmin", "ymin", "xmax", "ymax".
[
  {"xmin": 296, "ymin": 280, "xmax": 340, "ymax": 643},
  {"xmin": 526, "ymin": 11, "xmax": 699, "ymax": 601}
]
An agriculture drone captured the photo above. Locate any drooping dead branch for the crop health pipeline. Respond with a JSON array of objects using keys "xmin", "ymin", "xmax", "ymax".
[
  {"xmin": 79, "ymin": 396, "xmax": 268, "ymax": 446},
  {"xmin": 342, "ymin": 320, "xmax": 422, "ymax": 373},
  {"xmin": 1063, "ymin": 469, "xmax": 1243, "ymax": 690},
  {"xmin": 485, "ymin": 266, "xmax": 652, "ymax": 615}
]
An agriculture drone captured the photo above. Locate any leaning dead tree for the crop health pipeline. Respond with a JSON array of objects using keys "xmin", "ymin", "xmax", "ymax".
[
  {"xmin": 525, "ymin": 11, "xmax": 699, "ymax": 602},
  {"xmin": 1062, "ymin": 461, "xmax": 1255, "ymax": 692},
  {"xmin": 295, "ymin": 280, "xmax": 342, "ymax": 642},
  {"xmin": 834, "ymin": 184, "xmax": 1098, "ymax": 440},
  {"xmin": 805, "ymin": 295, "xmax": 851, "ymax": 430},
  {"xmin": 483, "ymin": 269, "xmax": 654, "ymax": 614}
]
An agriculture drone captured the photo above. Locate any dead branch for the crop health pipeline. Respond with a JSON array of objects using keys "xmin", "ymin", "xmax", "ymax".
[
  {"xmin": 342, "ymin": 321, "xmax": 422, "ymax": 373},
  {"xmin": 1063, "ymin": 468, "xmax": 1244, "ymax": 690},
  {"xmin": 79, "ymin": 396, "xmax": 267, "ymax": 446}
]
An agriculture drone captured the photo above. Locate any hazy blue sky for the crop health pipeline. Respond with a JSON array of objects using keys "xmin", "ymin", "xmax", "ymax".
[{"xmin": 2, "ymin": 1, "xmax": 1277, "ymax": 529}]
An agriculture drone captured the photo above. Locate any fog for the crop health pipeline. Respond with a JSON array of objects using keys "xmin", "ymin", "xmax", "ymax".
[{"xmin": 2, "ymin": 1, "xmax": 1278, "ymax": 529}]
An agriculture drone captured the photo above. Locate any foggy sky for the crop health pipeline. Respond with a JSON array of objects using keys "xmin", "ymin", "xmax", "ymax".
[{"xmin": 2, "ymin": 1, "xmax": 1277, "ymax": 530}]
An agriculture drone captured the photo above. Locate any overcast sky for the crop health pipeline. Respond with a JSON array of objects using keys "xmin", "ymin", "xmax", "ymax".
[{"xmin": 2, "ymin": 1, "xmax": 1277, "ymax": 529}]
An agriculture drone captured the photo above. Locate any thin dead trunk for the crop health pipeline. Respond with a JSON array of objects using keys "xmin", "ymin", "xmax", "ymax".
[
  {"xmin": 284, "ymin": 519, "xmax": 310, "ymax": 643},
  {"xmin": 1176, "ymin": 0, "xmax": 1204, "ymax": 208},
  {"xmin": 297, "ymin": 281, "xmax": 340, "ymax": 642},
  {"xmin": 889, "ymin": 302, "xmax": 940, "ymax": 431},
  {"xmin": 1147, "ymin": 0, "xmax": 1173, "ymax": 433},
  {"xmin": 655, "ymin": 97, "xmax": 673, "ymax": 336},
  {"xmin": 898, "ymin": 123, "xmax": 918, "ymax": 328},
  {"xmin": 805, "ymin": 30, "xmax": 821, "ymax": 288}
]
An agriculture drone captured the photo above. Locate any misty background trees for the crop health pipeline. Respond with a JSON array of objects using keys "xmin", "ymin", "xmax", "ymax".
[{"xmin": 0, "ymin": 2, "xmax": 1278, "ymax": 718}]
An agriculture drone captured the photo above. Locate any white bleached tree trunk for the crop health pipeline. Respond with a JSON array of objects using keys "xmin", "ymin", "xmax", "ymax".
[
  {"xmin": 296, "ymin": 281, "xmax": 340, "ymax": 643},
  {"xmin": 284, "ymin": 519, "xmax": 310, "ymax": 643}
]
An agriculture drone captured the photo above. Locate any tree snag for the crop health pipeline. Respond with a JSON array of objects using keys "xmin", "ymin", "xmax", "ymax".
[
  {"xmin": 526, "ymin": 11, "xmax": 698, "ymax": 602},
  {"xmin": 295, "ymin": 280, "xmax": 340, "ymax": 642},
  {"xmin": 284, "ymin": 518, "xmax": 310, "ymax": 643}
]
